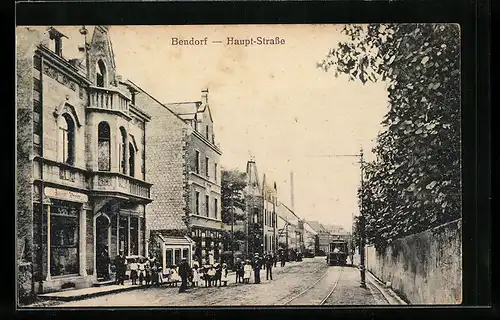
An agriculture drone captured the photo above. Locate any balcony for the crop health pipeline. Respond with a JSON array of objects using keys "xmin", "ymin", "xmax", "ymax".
[
  {"xmin": 89, "ymin": 171, "xmax": 152, "ymax": 202},
  {"xmin": 88, "ymin": 86, "xmax": 131, "ymax": 117}
]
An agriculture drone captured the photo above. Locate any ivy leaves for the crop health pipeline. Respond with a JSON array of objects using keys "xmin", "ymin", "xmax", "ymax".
[{"xmin": 320, "ymin": 24, "xmax": 460, "ymax": 248}]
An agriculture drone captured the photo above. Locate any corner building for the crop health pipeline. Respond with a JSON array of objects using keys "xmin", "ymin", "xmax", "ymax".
[{"xmin": 16, "ymin": 26, "xmax": 152, "ymax": 294}]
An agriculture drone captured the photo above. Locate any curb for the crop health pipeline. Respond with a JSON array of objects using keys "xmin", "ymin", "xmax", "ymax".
[{"xmin": 365, "ymin": 271, "xmax": 408, "ymax": 305}]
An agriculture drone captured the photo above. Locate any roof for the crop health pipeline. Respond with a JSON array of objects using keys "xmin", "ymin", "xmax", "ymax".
[
  {"xmin": 306, "ymin": 221, "xmax": 328, "ymax": 233},
  {"xmin": 165, "ymin": 102, "xmax": 201, "ymax": 120},
  {"xmin": 154, "ymin": 233, "xmax": 195, "ymax": 246}
]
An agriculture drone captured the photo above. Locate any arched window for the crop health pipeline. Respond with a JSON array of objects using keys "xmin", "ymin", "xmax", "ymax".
[
  {"xmin": 98, "ymin": 122, "xmax": 111, "ymax": 171},
  {"xmin": 119, "ymin": 127, "xmax": 127, "ymax": 174},
  {"xmin": 96, "ymin": 59, "xmax": 107, "ymax": 88},
  {"xmin": 129, "ymin": 142, "xmax": 135, "ymax": 177},
  {"xmin": 58, "ymin": 114, "xmax": 75, "ymax": 165}
]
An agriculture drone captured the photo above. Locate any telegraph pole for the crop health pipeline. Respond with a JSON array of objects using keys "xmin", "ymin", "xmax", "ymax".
[{"xmin": 230, "ymin": 193, "xmax": 235, "ymax": 265}]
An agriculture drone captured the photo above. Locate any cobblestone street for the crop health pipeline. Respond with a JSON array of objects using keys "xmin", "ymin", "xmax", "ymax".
[{"xmin": 53, "ymin": 258, "xmax": 389, "ymax": 307}]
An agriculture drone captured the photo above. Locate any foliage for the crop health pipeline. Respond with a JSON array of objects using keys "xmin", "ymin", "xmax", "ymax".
[
  {"xmin": 221, "ymin": 168, "xmax": 247, "ymax": 224},
  {"xmin": 320, "ymin": 24, "xmax": 460, "ymax": 248}
]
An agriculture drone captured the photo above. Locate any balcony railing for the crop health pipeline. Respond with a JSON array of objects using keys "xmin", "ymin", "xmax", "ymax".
[
  {"xmin": 90, "ymin": 171, "xmax": 152, "ymax": 201},
  {"xmin": 88, "ymin": 86, "xmax": 130, "ymax": 114},
  {"xmin": 33, "ymin": 158, "xmax": 87, "ymax": 190}
]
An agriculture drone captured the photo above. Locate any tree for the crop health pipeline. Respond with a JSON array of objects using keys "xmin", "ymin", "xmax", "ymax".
[
  {"xmin": 221, "ymin": 168, "xmax": 247, "ymax": 224},
  {"xmin": 320, "ymin": 24, "xmax": 460, "ymax": 248}
]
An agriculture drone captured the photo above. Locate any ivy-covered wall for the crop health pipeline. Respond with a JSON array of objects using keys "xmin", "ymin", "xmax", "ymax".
[{"xmin": 366, "ymin": 218, "xmax": 461, "ymax": 304}]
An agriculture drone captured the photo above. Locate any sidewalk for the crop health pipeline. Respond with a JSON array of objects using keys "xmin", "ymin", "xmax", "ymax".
[{"xmin": 365, "ymin": 270, "xmax": 408, "ymax": 305}]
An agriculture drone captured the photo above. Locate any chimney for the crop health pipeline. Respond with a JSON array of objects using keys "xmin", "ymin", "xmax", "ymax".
[{"xmin": 201, "ymin": 88, "xmax": 209, "ymax": 104}]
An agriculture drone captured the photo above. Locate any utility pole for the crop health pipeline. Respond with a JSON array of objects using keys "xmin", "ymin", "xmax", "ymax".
[
  {"xmin": 304, "ymin": 147, "xmax": 366, "ymax": 288},
  {"xmin": 230, "ymin": 192, "xmax": 235, "ymax": 266}
]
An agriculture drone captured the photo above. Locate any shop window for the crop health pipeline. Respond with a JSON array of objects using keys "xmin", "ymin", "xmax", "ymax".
[
  {"xmin": 50, "ymin": 203, "xmax": 79, "ymax": 276},
  {"xmin": 119, "ymin": 127, "xmax": 127, "ymax": 174},
  {"xmin": 98, "ymin": 122, "xmax": 111, "ymax": 171},
  {"xmin": 130, "ymin": 217, "xmax": 139, "ymax": 255},
  {"xmin": 129, "ymin": 143, "xmax": 135, "ymax": 177},
  {"xmin": 58, "ymin": 114, "xmax": 75, "ymax": 165},
  {"xmin": 119, "ymin": 215, "xmax": 129, "ymax": 255},
  {"xmin": 182, "ymin": 248, "xmax": 188, "ymax": 260},
  {"xmin": 166, "ymin": 249, "xmax": 173, "ymax": 267},
  {"xmin": 96, "ymin": 59, "xmax": 107, "ymax": 88}
]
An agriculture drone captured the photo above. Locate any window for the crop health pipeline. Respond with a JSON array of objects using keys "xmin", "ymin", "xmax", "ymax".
[
  {"xmin": 174, "ymin": 249, "xmax": 181, "ymax": 266},
  {"xmin": 98, "ymin": 122, "xmax": 111, "ymax": 171},
  {"xmin": 166, "ymin": 249, "xmax": 173, "ymax": 267},
  {"xmin": 214, "ymin": 199, "xmax": 218, "ymax": 219},
  {"xmin": 195, "ymin": 151, "xmax": 200, "ymax": 174},
  {"xmin": 264, "ymin": 210, "xmax": 267, "ymax": 227},
  {"xmin": 214, "ymin": 163, "xmax": 218, "ymax": 182},
  {"xmin": 129, "ymin": 143, "xmax": 135, "ymax": 177},
  {"xmin": 205, "ymin": 195, "xmax": 210, "ymax": 217},
  {"xmin": 58, "ymin": 114, "xmax": 75, "ymax": 165},
  {"xmin": 33, "ymin": 77, "xmax": 42, "ymax": 155},
  {"xmin": 119, "ymin": 127, "xmax": 127, "ymax": 174},
  {"xmin": 182, "ymin": 248, "xmax": 189, "ymax": 260},
  {"xmin": 205, "ymin": 125, "xmax": 209, "ymax": 140},
  {"xmin": 50, "ymin": 201, "xmax": 79, "ymax": 276},
  {"xmin": 195, "ymin": 192, "xmax": 200, "ymax": 215},
  {"xmin": 119, "ymin": 215, "xmax": 129, "ymax": 255},
  {"xmin": 96, "ymin": 59, "xmax": 107, "ymax": 88},
  {"xmin": 130, "ymin": 217, "xmax": 139, "ymax": 255},
  {"xmin": 205, "ymin": 157, "xmax": 209, "ymax": 177}
]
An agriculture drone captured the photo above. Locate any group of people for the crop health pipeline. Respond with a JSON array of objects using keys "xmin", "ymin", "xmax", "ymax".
[{"xmin": 96, "ymin": 246, "xmax": 291, "ymax": 293}]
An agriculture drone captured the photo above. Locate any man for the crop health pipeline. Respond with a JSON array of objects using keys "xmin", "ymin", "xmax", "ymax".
[
  {"xmin": 98, "ymin": 245, "xmax": 111, "ymax": 280},
  {"xmin": 235, "ymin": 258, "xmax": 243, "ymax": 283},
  {"xmin": 265, "ymin": 252, "xmax": 274, "ymax": 280},
  {"xmin": 253, "ymin": 253, "xmax": 262, "ymax": 284},
  {"xmin": 178, "ymin": 258, "xmax": 190, "ymax": 293},
  {"xmin": 273, "ymin": 252, "xmax": 278, "ymax": 268},
  {"xmin": 114, "ymin": 250, "xmax": 126, "ymax": 285},
  {"xmin": 280, "ymin": 252, "xmax": 286, "ymax": 267}
]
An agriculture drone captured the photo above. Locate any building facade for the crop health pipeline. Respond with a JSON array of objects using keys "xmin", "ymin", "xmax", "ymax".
[
  {"xmin": 16, "ymin": 26, "xmax": 152, "ymax": 295},
  {"xmin": 276, "ymin": 202, "xmax": 304, "ymax": 253},
  {"xmin": 134, "ymin": 86, "xmax": 223, "ymax": 267}
]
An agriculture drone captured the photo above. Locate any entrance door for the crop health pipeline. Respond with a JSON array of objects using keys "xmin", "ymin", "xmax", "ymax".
[{"xmin": 96, "ymin": 214, "xmax": 111, "ymax": 279}]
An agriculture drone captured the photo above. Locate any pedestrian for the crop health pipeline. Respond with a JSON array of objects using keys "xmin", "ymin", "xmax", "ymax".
[
  {"xmin": 130, "ymin": 258, "xmax": 138, "ymax": 285},
  {"xmin": 213, "ymin": 263, "xmax": 222, "ymax": 287},
  {"xmin": 171, "ymin": 266, "xmax": 179, "ymax": 287},
  {"xmin": 243, "ymin": 260, "xmax": 252, "ymax": 284},
  {"xmin": 192, "ymin": 264, "xmax": 200, "ymax": 287},
  {"xmin": 253, "ymin": 253, "xmax": 262, "ymax": 284},
  {"xmin": 235, "ymin": 258, "xmax": 243, "ymax": 283},
  {"xmin": 280, "ymin": 252, "xmax": 286, "ymax": 267},
  {"xmin": 178, "ymin": 258, "xmax": 190, "ymax": 293},
  {"xmin": 114, "ymin": 250, "xmax": 126, "ymax": 285},
  {"xmin": 202, "ymin": 265, "xmax": 210, "ymax": 287},
  {"xmin": 138, "ymin": 258, "xmax": 146, "ymax": 285},
  {"xmin": 98, "ymin": 245, "xmax": 111, "ymax": 280},
  {"xmin": 207, "ymin": 265, "xmax": 216, "ymax": 287},
  {"xmin": 265, "ymin": 252, "xmax": 274, "ymax": 281},
  {"xmin": 273, "ymin": 252, "xmax": 277, "ymax": 268},
  {"xmin": 221, "ymin": 263, "xmax": 228, "ymax": 287}
]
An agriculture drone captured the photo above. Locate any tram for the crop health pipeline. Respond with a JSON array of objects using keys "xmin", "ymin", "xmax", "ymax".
[{"xmin": 326, "ymin": 240, "xmax": 348, "ymax": 266}]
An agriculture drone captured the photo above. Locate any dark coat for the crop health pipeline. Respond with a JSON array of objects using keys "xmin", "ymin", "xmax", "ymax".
[
  {"xmin": 178, "ymin": 261, "xmax": 190, "ymax": 278},
  {"xmin": 265, "ymin": 255, "xmax": 274, "ymax": 266},
  {"xmin": 114, "ymin": 255, "xmax": 126, "ymax": 272},
  {"xmin": 253, "ymin": 257, "xmax": 262, "ymax": 271}
]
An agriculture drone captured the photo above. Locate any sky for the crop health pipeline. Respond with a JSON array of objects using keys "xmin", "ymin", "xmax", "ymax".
[{"xmin": 62, "ymin": 25, "xmax": 390, "ymax": 232}]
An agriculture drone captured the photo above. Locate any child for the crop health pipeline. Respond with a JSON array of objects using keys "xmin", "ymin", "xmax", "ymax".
[
  {"xmin": 192, "ymin": 265, "xmax": 200, "ymax": 288},
  {"xmin": 207, "ymin": 265, "xmax": 216, "ymax": 287},
  {"xmin": 203, "ymin": 265, "xmax": 210, "ymax": 287},
  {"xmin": 171, "ymin": 266, "xmax": 179, "ymax": 287},
  {"xmin": 221, "ymin": 263, "xmax": 228, "ymax": 287},
  {"xmin": 243, "ymin": 260, "xmax": 252, "ymax": 284},
  {"xmin": 129, "ymin": 258, "xmax": 138, "ymax": 285},
  {"xmin": 138, "ymin": 258, "xmax": 146, "ymax": 285}
]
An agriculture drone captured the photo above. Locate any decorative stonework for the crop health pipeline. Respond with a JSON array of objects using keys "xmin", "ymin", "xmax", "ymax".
[
  {"xmin": 97, "ymin": 176, "xmax": 112, "ymax": 186},
  {"xmin": 118, "ymin": 177, "xmax": 127, "ymax": 188},
  {"xmin": 43, "ymin": 64, "xmax": 79, "ymax": 92}
]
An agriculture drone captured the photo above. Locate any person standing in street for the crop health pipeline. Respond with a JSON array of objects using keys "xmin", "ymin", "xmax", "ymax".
[
  {"xmin": 253, "ymin": 253, "xmax": 262, "ymax": 284},
  {"xmin": 98, "ymin": 245, "xmax": 111, "ymax": 280},
  {"xmin": 265, "ymin": 252, "xmax": 274, "ymax": 280},
  {"xmin": 273, "ymin": 252, "xmax": 278, "ymax": 268},
  {"xmin": 114, "ymin": 250, "xmax": 126, "ymax": 285},
  {"xmin": 280, "ymin": 252, "xmax": 286, "ymax": 267},
  {"xmin": 178, "ymin": 258, "xmax": 190, "ymax": 293}
]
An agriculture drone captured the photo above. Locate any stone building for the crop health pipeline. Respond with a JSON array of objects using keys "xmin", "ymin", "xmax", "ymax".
[
  {"xmin": 245, "ymin": 160, "xmax": 278, "ymax": 256},
  {"xmin": 128, "ymin": 84, "xmax": 223, "ymax": 268},
  {"xmin": 277, "ymin": 202, "xmax": 304, "ymax": 253},
  {"xmin": 16, "ymin": 26, "xmax": 152, "ymax": 295}
]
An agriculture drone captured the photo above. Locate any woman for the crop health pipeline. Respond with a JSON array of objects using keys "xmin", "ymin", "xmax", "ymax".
[
  {"xmin": 243, "ymin": 260, "xmax": 252, "ymax": 284},
  {"xmin": 221, "ymin": 263, "xmax": 229, "ymax": 287}
]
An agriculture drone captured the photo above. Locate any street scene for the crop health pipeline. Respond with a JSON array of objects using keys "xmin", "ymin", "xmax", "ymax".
[{"xmin": 16, "ymin": 24, "xmax": 461, "ymax": 308}]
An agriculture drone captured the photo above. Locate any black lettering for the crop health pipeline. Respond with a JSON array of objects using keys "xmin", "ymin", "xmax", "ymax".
[{"xmin": 171, "ymin": 37, "xmax": 179, "ymax": 45}]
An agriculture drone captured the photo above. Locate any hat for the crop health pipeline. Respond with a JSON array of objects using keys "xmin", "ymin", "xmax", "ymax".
[{"xmin": 254, "ymin": 253, "xmax": 259, "ymax": 256}]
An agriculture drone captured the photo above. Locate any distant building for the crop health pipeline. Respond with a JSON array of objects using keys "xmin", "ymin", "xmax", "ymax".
[{"xmin": 277, "ymin": 203, "xmax": 304, "ymax": 253}]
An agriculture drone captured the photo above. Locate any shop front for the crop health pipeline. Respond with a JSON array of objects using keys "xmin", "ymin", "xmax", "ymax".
[
  {"xmin": 151, "ymin": 234, "xmax": 195, "ymax": 274},
  {"xmin": 191, "ymin": 227, "xmax": 224, "ymax": 266},
  {"xmin": 35, "ymin": 187, "xmax": 94, "ymax": 293}
]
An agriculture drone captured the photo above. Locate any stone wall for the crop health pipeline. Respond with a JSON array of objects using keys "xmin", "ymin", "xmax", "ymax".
[
  {"xmin": 365, "ymin": 219, "xmax": 462, "ymax": 304},
  {"xmin": 134, "ymin": 86, "xmax": 190, "ymax": 233}
]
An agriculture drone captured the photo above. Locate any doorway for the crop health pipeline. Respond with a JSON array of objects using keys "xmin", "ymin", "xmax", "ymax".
[{"xmin": 96, "ymin": 214, "xmax": 111, "ymax": 279}]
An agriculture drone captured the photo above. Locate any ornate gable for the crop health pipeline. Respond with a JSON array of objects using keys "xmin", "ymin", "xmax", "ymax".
[{"xmin": 87, "ymin": 25, "xmax": 117, "ymax": 87}]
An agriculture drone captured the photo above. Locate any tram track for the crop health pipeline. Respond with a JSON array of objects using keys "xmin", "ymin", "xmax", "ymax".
[{"xmin": 283, "ymin": 266, "xmax": 344, "ymax": 306}]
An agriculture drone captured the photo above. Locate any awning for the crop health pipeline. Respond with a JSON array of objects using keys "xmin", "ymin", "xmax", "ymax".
[{"xmin": 155, "ymin": 234, "xmax": 195, "ymax": 246}]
